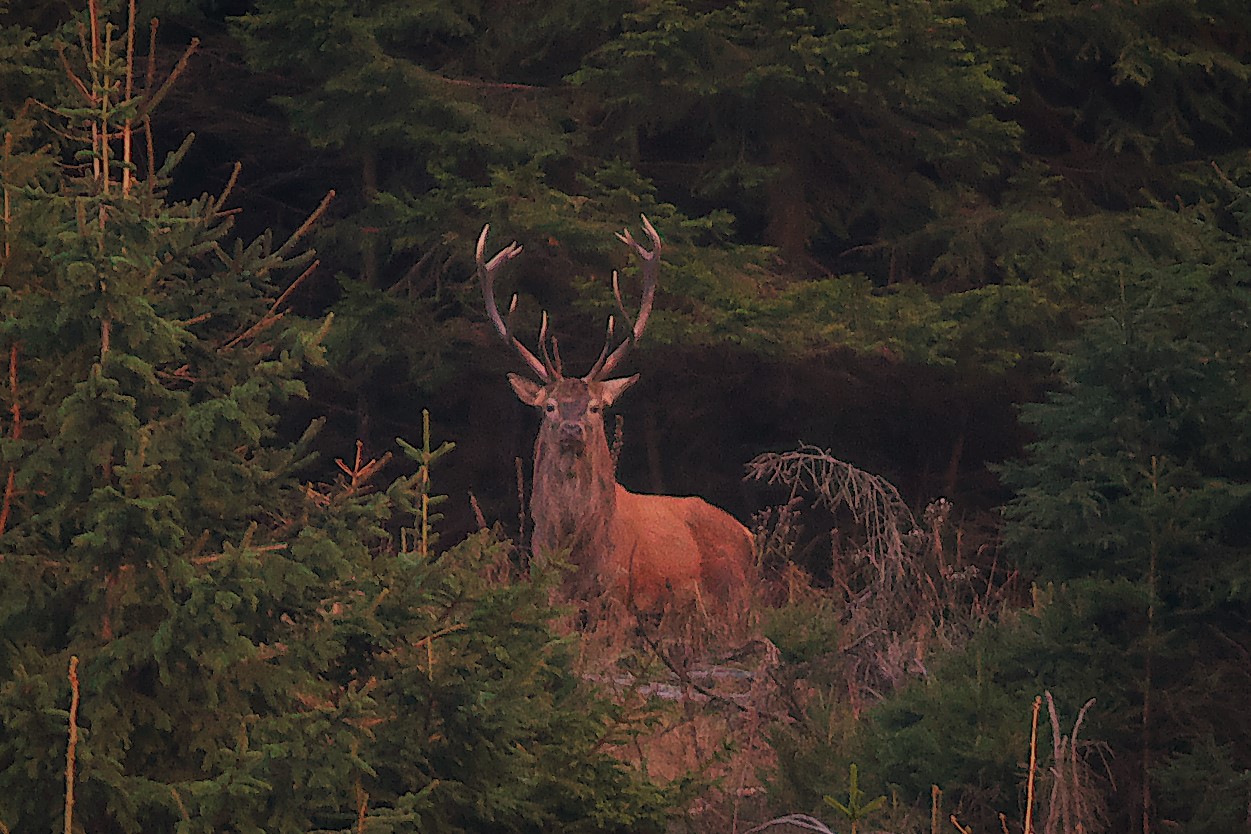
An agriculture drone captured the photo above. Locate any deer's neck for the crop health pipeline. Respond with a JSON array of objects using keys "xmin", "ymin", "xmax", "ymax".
[{"xmin": 529, "ymin": 431, "xmax": 617, "ymax": 562}]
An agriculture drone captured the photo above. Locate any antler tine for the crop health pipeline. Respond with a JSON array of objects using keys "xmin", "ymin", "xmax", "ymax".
[
  {"xmin": 550, "ymin": 336, "xmax": 564, "ymax": 377},
  {"xmin": 585, "ymin": 315, "xmax": 617, "ymax": 381},
  {"xmin": 477, "ymin": 224, "xmax": 552, "ymax": 381},
  {"xmin": 613, "ymin": 213, "xmax": 661, "ymax": 259},
  {"xmin": 610, "ymin": 271, "xmax": 637, "ymax": 341},
  {"xmin": 588, "ymin": 214, "xmax": 661, "ymax": 381},
  {"xmin": 537, "ymin": 311, "xmax": 561, "ymax": 379},
  {"xmin": 506, "ymin": 292, "xmax": 520, "ymax": 330}
]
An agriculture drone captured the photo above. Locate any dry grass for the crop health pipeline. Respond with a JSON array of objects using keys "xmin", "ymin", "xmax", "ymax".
[
  {"xmin": 1038, "ymin": 692, "xmax": 1109, "ymax": 834},
  {"xmin": 563, "ymin": 591, "xmax": 784, "ymax": 832}
]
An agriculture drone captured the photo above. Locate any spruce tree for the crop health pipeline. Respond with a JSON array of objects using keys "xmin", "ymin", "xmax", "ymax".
[
  {"xmin": 846, "ymin": 185, "xmax": 1251, "ymax": 832},
  {"xmin": 996, "ymin": 188, "xmax": 1251, "ymax": 832},
  {"xmin": 0, "ymin": 5, "xmax": 671, "ymax": 833}
]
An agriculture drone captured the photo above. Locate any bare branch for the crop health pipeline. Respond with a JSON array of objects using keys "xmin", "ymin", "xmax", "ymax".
[{"xmin": 745, "ymin": 444, "xmax": 916, "ymax": 581}]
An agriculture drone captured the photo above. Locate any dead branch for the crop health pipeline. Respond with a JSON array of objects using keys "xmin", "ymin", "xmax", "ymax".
[
  {"xmin": 745, "ymin": 445, "xmax": 917, "ymax": 582},
  {"xmin": 1040, "ymin": 692, "xmax": 1108, "ymax": 834}
]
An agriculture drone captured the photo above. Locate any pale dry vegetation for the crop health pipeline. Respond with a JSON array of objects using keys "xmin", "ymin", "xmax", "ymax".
[
  {"xmin": 746, "ymin": 445, "xmax": 1015, "ymax": 705},
  {"xmin": 514, "ymin": 444, "xmax": 1081, "ymax": 834}
]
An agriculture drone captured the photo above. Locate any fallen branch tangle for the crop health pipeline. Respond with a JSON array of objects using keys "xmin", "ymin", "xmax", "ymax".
[{"xmin": 745, "ymin": 444, "xmax": 917, "ymax": 579}]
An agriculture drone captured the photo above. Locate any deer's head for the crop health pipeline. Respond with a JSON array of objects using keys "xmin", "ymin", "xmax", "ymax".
[
  {"xmin": 507, "ymin": 374, "xmax": 636, "ymax": 458},
  {"xmin": 478, "ymin": 217, "xmax": 660, "ymax": 461}
]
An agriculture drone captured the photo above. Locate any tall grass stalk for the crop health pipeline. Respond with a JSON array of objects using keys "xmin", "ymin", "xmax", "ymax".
[
  {"xmin": 64, "ymin": 656, "xmax": 80, "ymax": 834},
  {"xmin": 1026, "ymin": 694, "xmax": 1041, "ymax": 834}
]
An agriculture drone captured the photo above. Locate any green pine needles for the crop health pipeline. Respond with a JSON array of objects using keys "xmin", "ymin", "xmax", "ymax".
[
  {"xmin": 822, "ymin": 764, "xmax": 887, "ymax": 834},
  {"xmin": 0, "ymin": 4, "xmax": 672, "ymax": 834}
]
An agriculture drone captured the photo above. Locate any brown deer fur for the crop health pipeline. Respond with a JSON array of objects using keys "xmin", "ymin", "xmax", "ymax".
[{"xmin": 511, "ymin": 374, "xmax": 754, "ymax": 612}]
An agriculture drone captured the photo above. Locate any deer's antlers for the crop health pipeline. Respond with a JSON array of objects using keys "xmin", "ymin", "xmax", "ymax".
[
  {"xmin": 586, "ymin": 215, "xmax": 661, "ymax": 381},
  {"xmin": 478, "ymin": 225, "xmax": 554, "ymax": 381},
  {"xmin": 478, "ymin": 216, "xmax": 662, "ymax": 382}
]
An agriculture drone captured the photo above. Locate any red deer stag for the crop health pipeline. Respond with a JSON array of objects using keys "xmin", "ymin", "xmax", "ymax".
[{"xmin": 478, "ymin": 217, "xmax": 754, "ymax": 615}]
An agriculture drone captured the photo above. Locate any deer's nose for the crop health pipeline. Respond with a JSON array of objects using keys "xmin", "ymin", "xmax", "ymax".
[{"xmin": 560, "ymin": 421, "xmax": 584, "ymax": 441}]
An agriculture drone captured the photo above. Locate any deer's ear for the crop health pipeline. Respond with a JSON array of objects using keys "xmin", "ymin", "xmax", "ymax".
[
  {"xmin": 508, "ymin": 373, "xmax": 546, "ymax": 407},
  {"xmin": 598, "ymin": 374, "xmax": 639, "ymax": 406}
]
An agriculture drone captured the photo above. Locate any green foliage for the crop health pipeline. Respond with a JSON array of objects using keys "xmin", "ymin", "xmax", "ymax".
[
  {"xmin": 1010, "ymin": 0, "xmax": 1251, "ymax": 187},
  {"xmin": 0, "ymin": 11, "xmax": 672, "ymax": 834},
  {"xmin": 218, "ymin": 0, "xmax": 1073, "ymax": 391},
  {"xmin": 857, "ymin": 600, "xmax": 1108, "ymax": 825},
  {"xmin": 856, "ymin": 179, "xmax": 1251, "ymax": 830},
  {"xmin": 822, "ymin": 764, "xmax": 886, "ymax": 834},
  {"xmin": 572, "ymin": 0, "xmax": 1020, "ymax": 252},
  {"xmin": 994, "ymin": 183, "xmax": 1251, "ymax": 829},
  {"xmin": 767, "ymin": 178, "xmax": 1251, "ymax": 832},
  {"xmin": 9, "ymin": 1, "xmax": 1251, "ymax": 830},
  {"xmin": 761, "ymin": 593, "xmax": 844, "ymax": 668}
]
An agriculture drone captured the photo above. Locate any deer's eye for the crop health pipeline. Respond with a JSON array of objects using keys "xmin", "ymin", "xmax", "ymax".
[
  {"xmin": 545, "ymin": 402, "xmax": 557, "ymax": 413},
  {"xmin": 589, "ymin": 404, "xmax": 602, "ymax": 415}
]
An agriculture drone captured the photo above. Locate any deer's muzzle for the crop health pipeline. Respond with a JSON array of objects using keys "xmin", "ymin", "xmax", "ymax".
[{"xmin": 558, "ymin": 421, "xmax": 585, "ymax": 452}]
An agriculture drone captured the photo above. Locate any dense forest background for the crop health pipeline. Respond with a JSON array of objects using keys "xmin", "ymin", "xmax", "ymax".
[{"xmin": 2, "ymin": 1, "xmax": 1250, "ymax": 833}]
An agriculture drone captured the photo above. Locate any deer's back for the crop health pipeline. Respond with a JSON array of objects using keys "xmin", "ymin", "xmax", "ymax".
[{"xmin": 608, "ymin": 485, "xmax": 755, "ymax": 611}]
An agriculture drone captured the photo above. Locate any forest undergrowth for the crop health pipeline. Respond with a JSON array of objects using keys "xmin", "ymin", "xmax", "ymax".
[
  {"xmin": 530, "ymin": 445, "xmax": 1052, "ymax": 834},
  {"xmin": 26, "ymin": 439, "xmax": 1093, "ymax": 834}
]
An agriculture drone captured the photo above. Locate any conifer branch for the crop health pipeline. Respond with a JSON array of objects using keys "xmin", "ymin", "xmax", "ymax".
[
  {"xmin": 191, "ymin": 542, "xmax": 288, "ymax": 566},
  {"xmin": 269, "ymin": 258, "xmax": 318, "ymax": 315},
  {"xmin": 145, "ymin": 16, "xmax": 158, "ymax": 93},
  {"xmin": 168, "ymin": 787, "xmax": 189, "ymax": 822},
  {"xmin": 154, "ymin": 364, "xmax": 195, "ymax": 385},
  {"xmin": 142, "ymin": 110, "xmax": 155, "ymax": 188},
  {"xmin": 2, "ymin": 131, "xmax": 10, "ymax": 263},
  {"xmin": 55, "ymin": 44, "xmax": 92, "ymax": 104},
  {"xmin": 274, "ymin": 190, "xmax": 335, "ymax": 260},
  {"xmin": 1025, "ymin": 694, "xmax": 1041, "ymax": 834},
  {"xmin": 100, "ymin": 17, "xmax": 112, "ymax": 194},
  {"xmin": 186, "ymin": 529, "xmax": 211, "ymax": 561},
  {"xmin": 214, "ymin": 161, "xmax": 242, "ymax": 215},
  {"xmin": 134, "ymin": 37, "xmax": 199, "ymax": 121},
  {"xmin": 355, "ymin": 780, "xmax": 368, "ymax": 834},
  {"xmin": 0, "ymin": 470, "xmax": 12, "ymax": 540},
  {"xmin": 335, "ymin": 440, "xmax": 392, "ymax": 495},
  {"xmin": 143, "ymin": 17, "xmax": 158, "ymax": 186},
  {"xmin": 438, "ymin": 75, "xmax": 546, "ymax": 92},
  {"xmin": 415, "ymin": 624, "xmax": 468, "ymax": 680},
  {"xmin": 220, "ymin": 259, "xmax": 319, "ymax": 350},
  {"xmin": 125, "ymin": 4, "xmax": 135, "ymax": 95},
  {"xmin": 87, "ymin": 0, "xmax": 100, "ymax": 66},
  {"xmin": 385, "ymin": 245, "xmax": 439, "ymax": 296}
]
